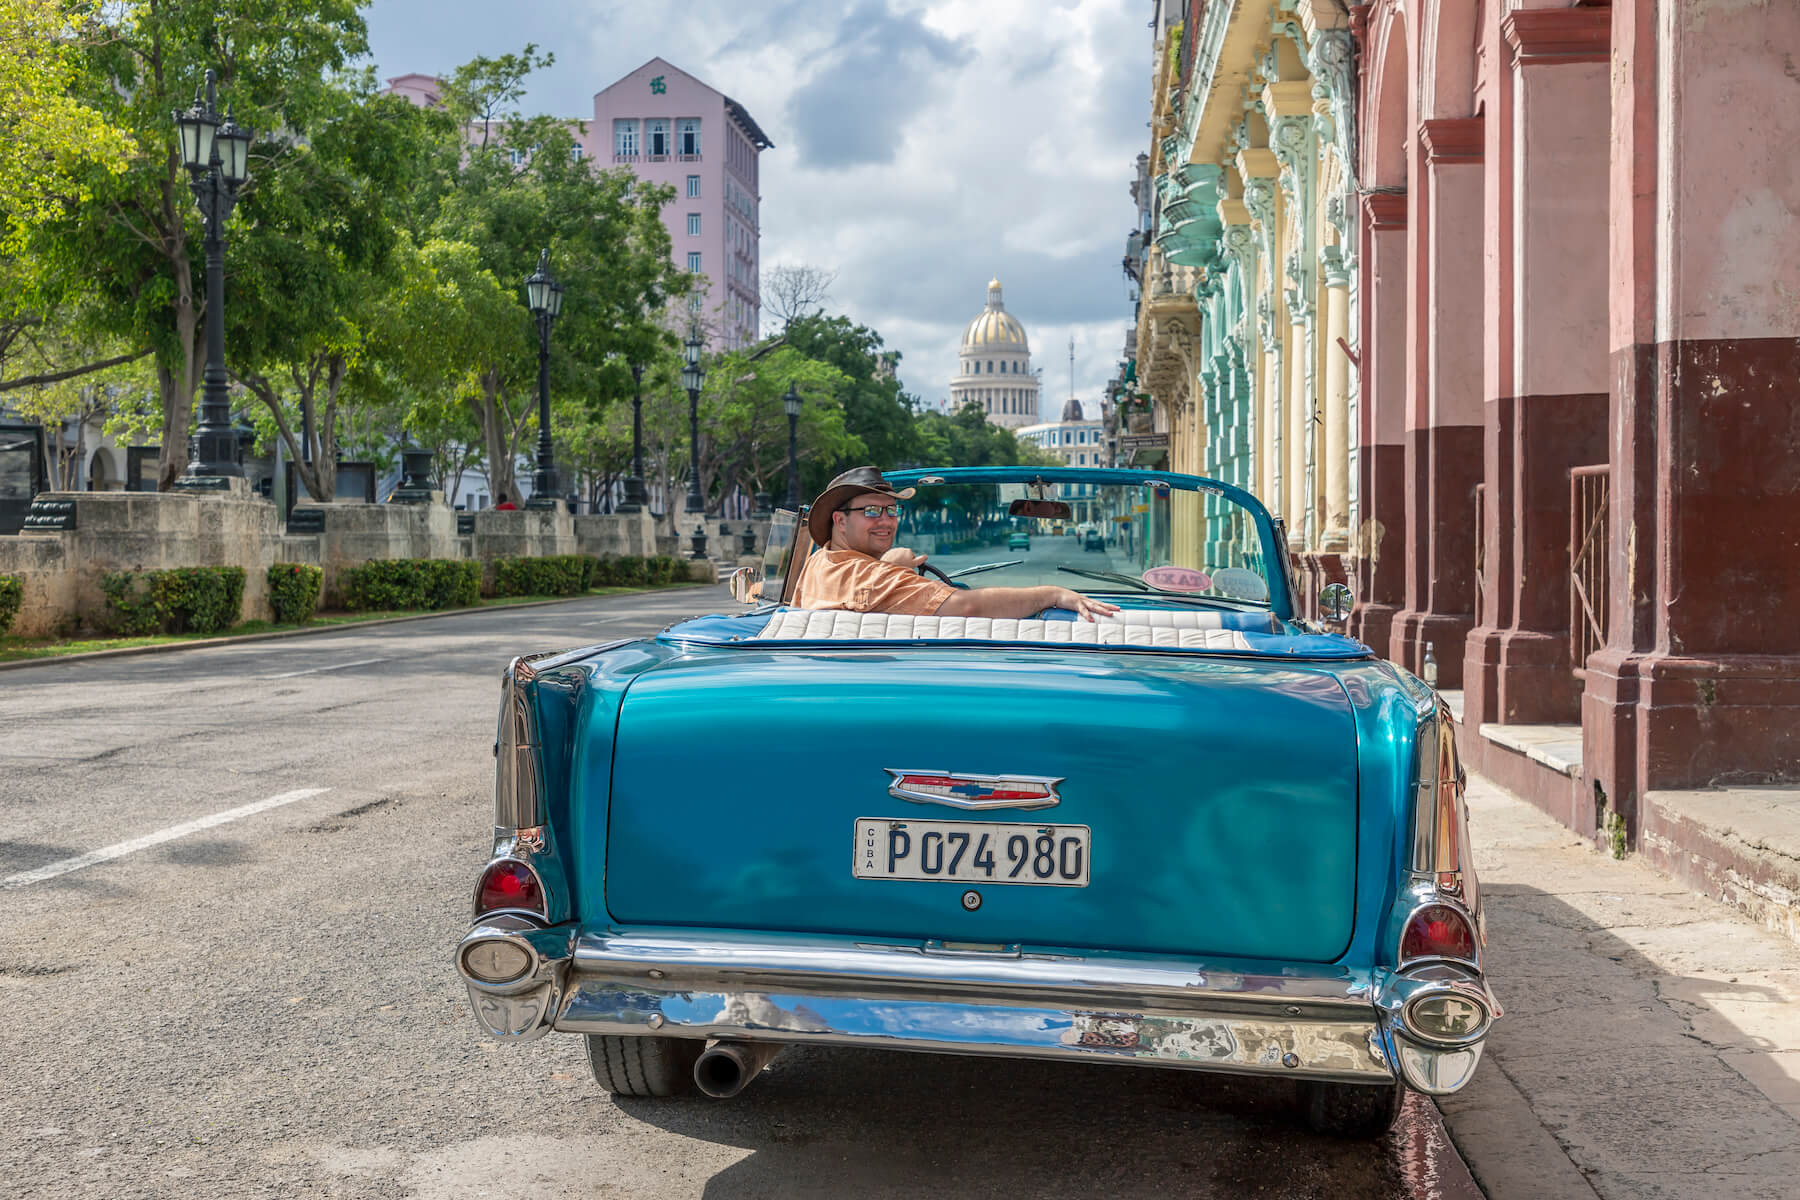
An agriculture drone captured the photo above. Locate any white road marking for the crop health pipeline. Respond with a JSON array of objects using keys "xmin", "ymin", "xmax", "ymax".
[
  {"xmin": 262, "ymin": 657, "xmax": 389, "ymax": 679},
  {"xmin": 0, "ymin": 788, "xmax": 330, "ymax": 889}
]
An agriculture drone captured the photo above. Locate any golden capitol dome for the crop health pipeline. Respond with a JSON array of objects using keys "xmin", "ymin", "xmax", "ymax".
[{"xmin": 961, "ymin": 278, "xmax": 1029, "ymax": 350}]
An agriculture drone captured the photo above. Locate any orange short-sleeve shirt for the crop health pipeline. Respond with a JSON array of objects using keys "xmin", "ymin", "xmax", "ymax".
[{"xmin": 790, "ymin": 548, "xmax": 954, "ymax": 615}]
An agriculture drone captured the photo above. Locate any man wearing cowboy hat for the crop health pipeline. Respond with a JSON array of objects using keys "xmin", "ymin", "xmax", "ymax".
[{"xmin": 790, "ymin": 467, "xmax": 1119, "ymax": 621}]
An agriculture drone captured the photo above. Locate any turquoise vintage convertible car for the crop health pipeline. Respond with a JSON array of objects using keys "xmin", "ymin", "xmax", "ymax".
[{"xmin": 455, "ymin": 468, "xmax": 1497, "ymax": 1136}]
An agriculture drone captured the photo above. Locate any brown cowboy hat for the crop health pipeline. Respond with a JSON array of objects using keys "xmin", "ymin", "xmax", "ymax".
[{"xmin": 806, "ymin": 466, "xmax": 916, "ymax": 545}]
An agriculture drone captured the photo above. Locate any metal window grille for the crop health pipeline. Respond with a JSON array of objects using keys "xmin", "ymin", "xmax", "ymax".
[{"xmin": 1569, "ymin": 465, "xmax": 1609, "ymax": 678}]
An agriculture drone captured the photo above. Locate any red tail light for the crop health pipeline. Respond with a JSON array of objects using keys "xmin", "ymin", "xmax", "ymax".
[
  {"xmin": 476, "ymin": 860, "xmax": 545, "ymax": 917},
  {"xmin": 1401, "ymin": 903, "xmax": 1476, "ymax": 963}
]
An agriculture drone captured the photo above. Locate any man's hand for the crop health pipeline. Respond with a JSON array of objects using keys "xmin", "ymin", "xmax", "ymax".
[
  {"xmin": 1053, "ymin": 588, "xmax": 1121, "ymax": 622},
  {"xmin": 881, "ymin": 547, "xmax": 929, "ymax": 570}
]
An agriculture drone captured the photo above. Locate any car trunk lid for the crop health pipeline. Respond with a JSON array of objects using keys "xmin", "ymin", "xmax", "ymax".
[{"xmin": 600, "ymin": 649, "xmax": 1360, "ymax": 961}]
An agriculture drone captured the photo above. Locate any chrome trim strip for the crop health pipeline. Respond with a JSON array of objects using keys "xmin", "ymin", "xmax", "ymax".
[
  {"xmin": 492, "ymin": 641, "xmax": 631, "ymax": 841},
  {"xmin": 568, "ymin": 930, "xmax": 1376, "ymax": 1015},
  {"xmin": 884, "ymin": 768, "xmax": 1064, "ymax": 812},
  {"xmin": 494, "ymin": 655, "xmax": 548, "ymax": 835},
  {"xmin": 556, "ymin": 980, "xmax": 1392, "ymax": 1083},
  {"xmin": 470, "ymin": 929, "xmax": 1509, "ymax": 1092}
]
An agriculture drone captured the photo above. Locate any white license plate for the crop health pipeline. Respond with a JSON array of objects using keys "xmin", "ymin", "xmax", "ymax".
[{"xmin": 853, "ymin": 818, "xmax": 1090, "ymax": 887}]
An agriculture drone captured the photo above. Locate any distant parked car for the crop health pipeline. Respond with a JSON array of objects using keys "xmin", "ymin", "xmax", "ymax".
[
  {"xmin": 1007, "ymin": 531, "xmax": 1030, "ymax": 551},
  {"xmin": 1083, "ymin": 529, "xmax": 1105, "ymax": 552}
]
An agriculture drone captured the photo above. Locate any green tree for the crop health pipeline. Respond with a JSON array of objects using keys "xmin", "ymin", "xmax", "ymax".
[
  {"xmin": 35, "ymin": 0, "xmax": 368, "ymax": 488},
  {"xmin": 698, "ymin": 343, "xmax": 853, "ymax": 511},
  {"xmin": 421, "ymin": 112, "xmax": 687, "ymax": 503},
  {"xmin": 226, "ymin": 85, "xmax": 454, "ymax": 503},
  {"xmin": 778, "ymin": 314, "xmax": 920, "ymax": 488},
  {"xmin": 914, "ymin": 400, "xmax": 1059, "ymax": 470},
  {"xmin": 0, "ymin": 0, "xmax": 133, "ymax": 255},
  {"xmin": 437, "ymin": 44, "xmax": 554, "ymax": 153}
]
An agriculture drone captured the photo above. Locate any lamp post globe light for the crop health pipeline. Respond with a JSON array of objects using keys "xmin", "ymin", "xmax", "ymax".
[
  {"xmin": 523, "ymin": 249, "xmax": 563, "ymax": 510},
  {"xmin": 171, "ymin": 70, "xmax": 253, "ymax": 489},
  {"xmin": 782, "ymin": 382, "xmax": 803, "ymax": 508},
  {"xmin": 681, "ymin": 324, "xmax": 706, "ymax": 515},
  {"xmin": 617, "ymin": 361, "xmax": 648, "ymax": 513}
]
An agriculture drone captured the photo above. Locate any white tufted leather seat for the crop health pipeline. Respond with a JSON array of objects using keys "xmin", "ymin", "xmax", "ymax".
[{"xmin": 755, "ymin": 609, "xmax": 1257, "ymax": 650}]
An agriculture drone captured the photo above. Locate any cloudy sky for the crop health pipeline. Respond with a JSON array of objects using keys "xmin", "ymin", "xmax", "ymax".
[{"xmin": 365, "ymin": 0, "xmax": 1150, "ymax": 419}]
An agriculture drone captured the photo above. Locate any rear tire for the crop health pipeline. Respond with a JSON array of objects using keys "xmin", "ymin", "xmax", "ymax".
[
  {"xmin": 584, "ymin": 1034, "xmax": 702, "ymax": 1098},
  {"xmin": 1300, "ymin": 1080, "xmax": 1405, "ymax": 1137}
]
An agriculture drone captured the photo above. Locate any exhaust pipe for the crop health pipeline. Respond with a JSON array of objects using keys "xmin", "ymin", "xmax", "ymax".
[{"xmin": 693, "ymin": 1040, "xmax": 784, "ymax": 1099}]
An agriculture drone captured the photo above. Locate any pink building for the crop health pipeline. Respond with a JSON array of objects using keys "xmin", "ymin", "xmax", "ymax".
[
  {"xmin": 384, "ymin": 72, "xmax": 443, "ymax": 109},
  {"xmin": 386, "ymin": 58, "xmax": 770, "ymax": 350},
  {"xmin": 586, "ymin": 58, "xmax": 771, "ymax": 350}
]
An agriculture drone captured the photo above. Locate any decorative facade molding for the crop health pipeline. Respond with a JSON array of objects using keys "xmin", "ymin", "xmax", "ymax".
[
  {"xmin": 1309, "ymin": 29, "xmax": 1358, "ymax": 194},
  {"xmin": 1363, "ymin": 191, "xmax": 1408, "ymax": 231},
  {"xmin": 1420, "ymin": 117, "xmax": 1484, "ymax": 166},
  {"xmin": 1503, "ymin": 8, "xmax": 1611, "ymax": 68}
]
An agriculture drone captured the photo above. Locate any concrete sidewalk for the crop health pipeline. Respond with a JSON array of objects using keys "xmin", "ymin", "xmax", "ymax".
[{"xmin": 1439, "ymin": 773, "xmax": 1800, "ymax": 1200}]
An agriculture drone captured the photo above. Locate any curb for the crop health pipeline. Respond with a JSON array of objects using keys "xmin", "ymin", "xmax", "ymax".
[
  {"xmin": 1435, "ymin": 1057, "xmax": 1601, "ymax": 1200},
  {"xmin": 0, "ymin": 584, "xmax": 717, "ymax": 673}
]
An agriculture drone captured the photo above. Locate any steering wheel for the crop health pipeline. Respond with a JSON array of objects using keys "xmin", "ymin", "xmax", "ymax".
[{"xmin": 917, "ymin": 562, "xmax": 954, "ymax": 586}]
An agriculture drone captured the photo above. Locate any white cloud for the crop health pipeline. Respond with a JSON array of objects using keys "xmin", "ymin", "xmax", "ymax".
[{"xmin": 364, "ymin": 0, "xmax": 1147, "ymax": 417}]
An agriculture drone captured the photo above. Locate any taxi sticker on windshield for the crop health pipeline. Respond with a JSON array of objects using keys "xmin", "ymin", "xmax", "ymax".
[{"xmin": 1142, "ymin": 565, "xmax": 1212, "ymax": 592}]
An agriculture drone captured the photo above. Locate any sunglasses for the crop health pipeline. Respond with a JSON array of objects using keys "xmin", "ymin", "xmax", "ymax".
[{"xmin": 843, "ymin": 503, "xmax": 903, "ymax": 519}]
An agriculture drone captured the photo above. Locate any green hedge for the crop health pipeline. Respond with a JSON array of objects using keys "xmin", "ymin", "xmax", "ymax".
[
  {"xmin": 100, "ymin": 566, "xmax": 246, "ymax": 636},
  {"xmin": 492, "ymin": 554, "xmax": 595, "ymax": 598},
  {"xmin": 592, "ymin": 554, "xmax": 685, "ymax": 587},
  {"xmin": 0, "ymin": 574, "xmax": 21, "ymax": 636},
  {"xmin": 339, "ymin": 558, "xmax": 480, "ymax": 612},
  {"xmin": 267, "ymin": 563, "xmax": 324, "ymax": 624}
]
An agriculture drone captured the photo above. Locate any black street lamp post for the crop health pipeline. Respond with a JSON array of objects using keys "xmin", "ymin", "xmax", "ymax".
[
  {"xmin": 171, "ymin": 70, "xmax": 253, "ymax": 489},
  {"xmin": 782, "ymin": 383, "xmax": 803, "ymax": 508},
  {"xmin": 618, "ymin": 362, "xmax": 648, "ymax": 513},
  {"xmin": 524, "ymin": 249, "xmax": 564, "ymax": 510},
  {"xmin": 681, "ymin": 324, "xmax": 705, "ymax": 515}
]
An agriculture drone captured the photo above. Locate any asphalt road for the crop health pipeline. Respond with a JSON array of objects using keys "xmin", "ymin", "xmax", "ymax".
[{"xmin": 0, "ymin": 586, "xmax": 1481, "ymax": 1199}]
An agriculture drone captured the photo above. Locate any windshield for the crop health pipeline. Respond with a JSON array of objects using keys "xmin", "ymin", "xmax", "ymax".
[{"xmin": 886, "ymin": 472, "xmax": 1278, "ymax": 610}]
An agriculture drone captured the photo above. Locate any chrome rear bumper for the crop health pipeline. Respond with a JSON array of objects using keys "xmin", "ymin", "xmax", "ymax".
[{"xmin": 457, "ymin": 927, "xmax": 1498, "ymax": 1093}]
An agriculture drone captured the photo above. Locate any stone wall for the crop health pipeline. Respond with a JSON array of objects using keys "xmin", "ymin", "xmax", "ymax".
[{"xmin": 0, "ymin": 490, "xmax": 712, "ymax": 639}]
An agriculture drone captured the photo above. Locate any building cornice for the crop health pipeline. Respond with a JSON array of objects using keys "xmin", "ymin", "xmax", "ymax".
[
  {"xmin": 1420, "ymin": 117, "xmax": 1484, "ymax": 165},
  {"xmin": 1503, "ymin": 8, "xmax": 1611, "ymax": 68},
  {"xmin": 1362, "ymin": 191, "xmax": 1407, "ymax": 231}
]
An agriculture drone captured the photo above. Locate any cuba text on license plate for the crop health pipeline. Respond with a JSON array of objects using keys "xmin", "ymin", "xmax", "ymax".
[{"xmin": 853, "ymin": 819, "xmax": 1090, "ymax": 887}]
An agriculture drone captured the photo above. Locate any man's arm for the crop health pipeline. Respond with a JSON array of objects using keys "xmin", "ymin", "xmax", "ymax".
[{"xmin": 937, "ymin": 585, "xmax": 1119, "ymax": 622}]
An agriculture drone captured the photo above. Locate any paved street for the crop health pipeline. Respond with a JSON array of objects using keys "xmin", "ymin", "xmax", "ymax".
[{"xmin": 0, "ymin": 586, "xmax": 1481, "ymax": 1199}]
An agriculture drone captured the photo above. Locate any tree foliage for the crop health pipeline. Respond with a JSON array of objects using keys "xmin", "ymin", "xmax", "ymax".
[
  {"xmin": 40, "ymin": 0, "xmax": 369, "ymax": 487},
  {"xmin": 0, "ymin": 0, "xmax": 133, "ymax": 254},
  {"xmin": 227, "ymin": 84, "xmax": 453, "ymax": 501}
]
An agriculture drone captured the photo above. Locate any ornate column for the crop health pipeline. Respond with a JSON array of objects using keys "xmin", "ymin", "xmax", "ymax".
[
  {"xmin": 1220, "ymin": 198, "xmax": 1260, "ymax": 512},
  {"xmin": 1238, "ymin": 150, "xmax": 1281, "ymax": 520},
  {"xmin": 1269, "ymin": 89, "xmax": 1317, "ymax": 555},
  {"xmin": 1320, "ymin": 243, "xmax": 1352, "ymax": 552},
  {"xmin": 1310, "ymin": 25, "xmax": 1359, "ymax": 563}
]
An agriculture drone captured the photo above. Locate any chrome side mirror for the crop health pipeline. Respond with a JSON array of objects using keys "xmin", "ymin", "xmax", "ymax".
[
  {"xmin": 1320, "ymin": 582, "xmax": 1353, "ymax": 625},
  {"xmin": 728, "ymin": 565, "xmax": 763, "ymax": 605}
]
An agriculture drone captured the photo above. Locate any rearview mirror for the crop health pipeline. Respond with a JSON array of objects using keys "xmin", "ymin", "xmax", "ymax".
[
  {"xmin": 1008, "ymin": 498, "xmax": 1072, "ymax": 520},
  {"xmin": 728, "ymin": 565, "xmax": 763, "ymax": 605},
  {"xmin": 1320, "ymin": 582, "xmax": 1353, "ymax": 624}
]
